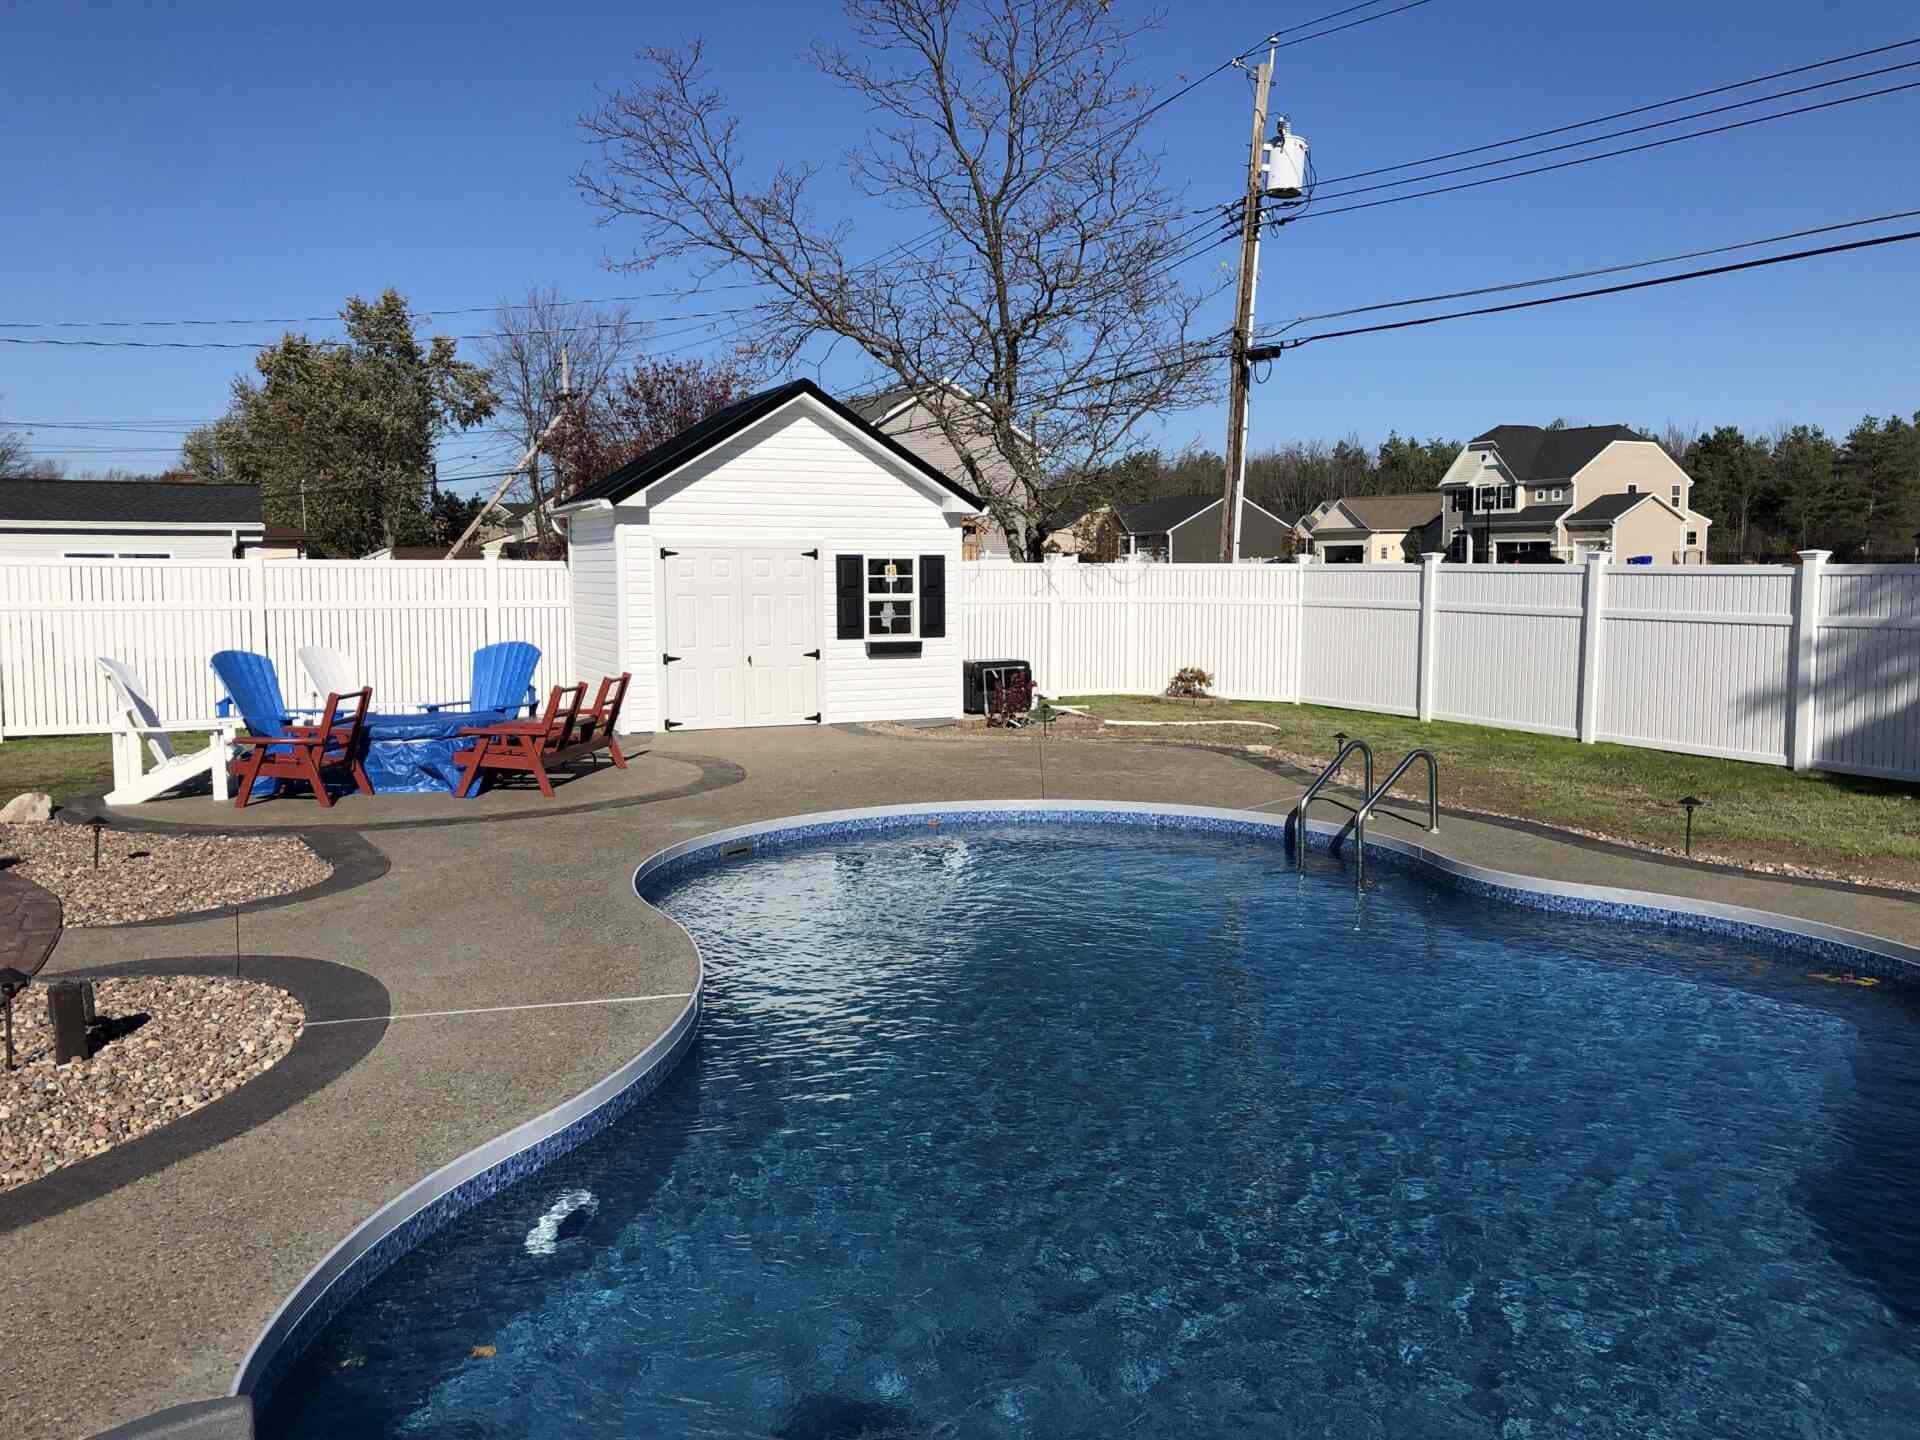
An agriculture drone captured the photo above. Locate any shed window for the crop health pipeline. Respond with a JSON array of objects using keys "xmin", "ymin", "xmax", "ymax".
[{"xmin": 867, "ymin": 557, "xmax": 915, "ymax": 637}]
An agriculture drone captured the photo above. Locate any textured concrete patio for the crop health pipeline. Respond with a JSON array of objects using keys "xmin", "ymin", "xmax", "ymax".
[{"xmin": 4, "ymin": 724, "xmax": 1917, "ymax": 1439}]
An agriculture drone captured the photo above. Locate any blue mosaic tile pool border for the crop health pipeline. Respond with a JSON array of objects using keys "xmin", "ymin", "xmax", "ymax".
[
  {"xmin": 237, "ymin": 800, "xmax": 1917, "ymax": 1410},
  {"xmin": 234, "ymin": 996, "xmax": 701, "ymax": 1408},
  {"xmin": 636, "ymin": 802, "xmax": 1920, "ymax": 983}
]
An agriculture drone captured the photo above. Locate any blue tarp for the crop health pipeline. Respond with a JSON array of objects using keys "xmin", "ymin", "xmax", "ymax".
[{"xmin": 361, "ymin": 708, "xmax": 509, "ymax": 796}]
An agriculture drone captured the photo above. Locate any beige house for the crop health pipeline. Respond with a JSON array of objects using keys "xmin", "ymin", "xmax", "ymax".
[
  {"xmin": 1438, "ymin": 425, "xmax": 1711, "ymax": 564},
  {"xmin": 850, "ymin": 383, "xmax": 1021, "ymax": 559},
  {"xmin": 1305, "ymin": 493, "xmax": 1443, "ymax": 564}
]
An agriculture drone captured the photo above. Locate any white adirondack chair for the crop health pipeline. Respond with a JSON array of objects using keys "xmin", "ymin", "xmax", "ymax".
[
  {"xmin": 298, "ymin": 646, "xmax": 360, "ymax": 708},
  {"xmin": 98, "ymin": 657, "xmax": 239, "ymax": 805}
]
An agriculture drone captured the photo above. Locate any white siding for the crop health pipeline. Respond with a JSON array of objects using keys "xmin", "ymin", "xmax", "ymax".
[
  {"xmin": 623, "ymin": 520, "xmax": 658, "ymax": 730},
  {"xmin": 616, "ymin": 404, "xmax": 966, "ymax": 729},
  {"xmin": 0, "ymin": 528, "xmax": 244, "ymax": 560},
  {"xmin": 568, "ymin": 511, "xmax": 620, "ymax": 686}
]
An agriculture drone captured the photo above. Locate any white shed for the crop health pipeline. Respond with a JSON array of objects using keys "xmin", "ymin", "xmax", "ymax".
[{"xmin": 554, "ymin": 379, "xmax": 984, "ymax": 732}]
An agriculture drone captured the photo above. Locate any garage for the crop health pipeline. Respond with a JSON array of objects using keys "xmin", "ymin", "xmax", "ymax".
[{"xmin": 558, "ymin": 380, "xmax": 983, "ymax": 733}]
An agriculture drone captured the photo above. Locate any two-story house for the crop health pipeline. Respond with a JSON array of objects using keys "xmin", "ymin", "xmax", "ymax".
[
  {"xmin": 1437, "ymin": 424, "xmax": 1711, "ymax": 564},
  {"xmin": 851, "ymin": 383, "xmax": 1023, "ymax": 559}
]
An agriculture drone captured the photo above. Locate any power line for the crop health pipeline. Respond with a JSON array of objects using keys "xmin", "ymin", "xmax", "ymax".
[
  {"xmin": 1314, "ymin": 35, "xmax": 1920, "ymax": 186},
  {"xmin": 1259, "ymin": 207, "xmax": 1920, "ymax": 334},
  {"xmin": 1308, "ymin": 58, "xmax": 1920, "ymax": 203},
  {"xmin": 1269, "ymin": 78, "xmax": 1920, "ymax": 222},
  {"xmin": 1258, "ymin": 228, "xmax": 1920, "ymax": 353}
]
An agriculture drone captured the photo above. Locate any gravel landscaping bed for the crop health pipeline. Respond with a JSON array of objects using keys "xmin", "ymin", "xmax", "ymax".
[
  {"xmin": 0, "ymin": 823, "xmax": 332, "ymax": 925},
  {"xmin": 0, "ymin": 975, "xmax": 303, "ymax": 1194}
]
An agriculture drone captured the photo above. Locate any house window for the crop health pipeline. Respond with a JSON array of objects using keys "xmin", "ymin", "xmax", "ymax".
[
  {"xmin": 1671, "ymin": 484, "xmax": 1682, "ymax": 508},
  {"xmin": 866, "ymin": 557, "xmax": 915, "ymax": 637},
  {"xmin": 1449, "ymin": 490, "xmax": 1469, "ymax": 513},
  {"xmin": 1686, "ymin": 529, "xmax": 1698, "ymax": 546},
  {"xmin": 1627, "ymin": 484, "xmax": 1638, "ymax": 494},
  {"xmin": 1379, "ymin": 544, "xmax": 1390, "ymax": 560},
  {"xmin": 1552, "ymin": 488, "xmax": 1563, "ymax": 501},
  {"xmin": 1499, "ymin": 484, "xmax": 1517, "ymax": 509},
  {"xmin": 1475, "ymin": 485, "xmax": 1497, "ymax": 512}
]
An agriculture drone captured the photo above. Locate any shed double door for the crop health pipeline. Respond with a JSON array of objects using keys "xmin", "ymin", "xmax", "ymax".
[{"xmin": 660, "ymin": 546, "xmax": 819, "ymax": 729}]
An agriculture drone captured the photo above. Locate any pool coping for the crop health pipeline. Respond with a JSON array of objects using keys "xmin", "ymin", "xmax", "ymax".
[{"xmin": 227, "ymin": 797, "xmax": 1920, "ymax": 1417}]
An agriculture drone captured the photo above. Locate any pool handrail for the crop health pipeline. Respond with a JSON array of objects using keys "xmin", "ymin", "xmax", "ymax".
[
  {"xmin": 1294, "ymin": 738, "xmax": 1374, "ymax": 872},
  {"xmin": 1358, "ymin": 748, "xmax": 1441, "ymax": 838}
]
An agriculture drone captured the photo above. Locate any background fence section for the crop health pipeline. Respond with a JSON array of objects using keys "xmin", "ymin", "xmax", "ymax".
[
  {"xmin": 956, "ymin": 554, "xmax": 1919, "ymax": 783},
  {"xmin": 0, "ymin": 556, "xmax": 572, "ymax": 736},
  {"xmin": 5, "ymin": 553, "xmax": 1914, "ymax": 784}
]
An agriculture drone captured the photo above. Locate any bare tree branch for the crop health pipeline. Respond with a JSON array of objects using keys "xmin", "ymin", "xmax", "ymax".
[{"xmin": 578, "ymin": 0, "xmax": 1224, "ymax": 557}]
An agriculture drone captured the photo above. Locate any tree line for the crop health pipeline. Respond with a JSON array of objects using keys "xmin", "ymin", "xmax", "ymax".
[{"xmin": 1085, "ymin": 415, "xmax": 1920, "ymax": 560}]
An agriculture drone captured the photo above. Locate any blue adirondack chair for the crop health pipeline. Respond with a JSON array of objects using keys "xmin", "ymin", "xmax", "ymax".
[
  {"xmin": 211, "ymin": 650, "xmax": 297, "ymax": 738},
  {"xmin": 424, "ymin": 641, "xmax": 540, "ymax": 716}
]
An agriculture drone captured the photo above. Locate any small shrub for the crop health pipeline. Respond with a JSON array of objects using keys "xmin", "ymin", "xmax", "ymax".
[{"xmin": 1167, "ymin": 667, "xmax": 1214, "ymax": 699}]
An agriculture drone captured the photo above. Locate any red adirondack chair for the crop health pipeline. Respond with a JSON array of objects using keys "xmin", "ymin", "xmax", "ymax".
[
  {"xmin": 572, "ymin": 672, "xmax": 632, "ymax": 769},
  {"xmin": 228, "ymin": 687, "xmax": 373, "ymax": 809},
  {"xmin": 453, "ymin": 682, "xmax": 588, "ymax": 799}
]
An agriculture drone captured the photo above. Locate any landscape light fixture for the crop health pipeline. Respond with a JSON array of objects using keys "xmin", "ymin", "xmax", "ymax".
[
  {"xmin": 1678, "ymin": 795, "xmax": 1705, "ymax": 856},
  {"xmin": 0, "ymin": 967, "xmax": 27, "ymax": 1070},
  {"xmin": 86, "ymin": 815, "xmax": 108, "ymax": 869}
]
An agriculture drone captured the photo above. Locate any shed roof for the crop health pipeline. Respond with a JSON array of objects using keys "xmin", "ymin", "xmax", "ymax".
[
  {"xmin": 0, "ymin": 479, "xmax": 262, "ymax": 526},
  {"xmin": 563, "ymin": 379, "xmax": 984, "ymax": 511}
]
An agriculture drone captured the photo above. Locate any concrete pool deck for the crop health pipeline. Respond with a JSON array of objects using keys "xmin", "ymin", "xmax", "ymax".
[{"xmin": 3, "ymin": 725, "xmax": 1917, "ymax": 1438}]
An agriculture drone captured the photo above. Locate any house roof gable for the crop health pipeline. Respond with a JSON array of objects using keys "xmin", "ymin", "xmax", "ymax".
[
  {"xmin": 1120, "ymin": 494, "xmax": 1221, "ymax": 535},
  {"xmin": 0, "ymin": 479, "xmax": 263, "ymax": 528},
  {"xmin": 1333, "ymin": 492, "xmax": 1443, "ymax": 533},
  {"xmin": 1468, "ymin": 424, "xmax": 1650, "ymax": 483},
  {"xmin": 561, "ymin": 379, "xmax": 985, "ymax": 512},
  {"xmin": 1563, "ymin": 491, "xmax": 1689, "ymax": 527}
]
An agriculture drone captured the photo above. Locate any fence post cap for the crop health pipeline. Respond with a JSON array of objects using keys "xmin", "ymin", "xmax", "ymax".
[{"xmin": 1797, "ymin": 549, "xmax": 1832, "ymax": 564}]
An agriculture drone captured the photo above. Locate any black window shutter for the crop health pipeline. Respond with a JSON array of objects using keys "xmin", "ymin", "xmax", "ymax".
[
  {"xmin": 919, "ymin": 554, "xmax": 946, "ymax": 638},
  {"xmin": 835, "ymin": 554, "xmax": 864, "ymax": 639}
]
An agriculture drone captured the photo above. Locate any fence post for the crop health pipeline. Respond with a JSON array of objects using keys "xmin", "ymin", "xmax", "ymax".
[
  {"xmin": 1577, "ymin": 550, "xmax": 1608, "ymax": 743},
  {"xmin": 248, "ymin": 551, "xmax": 269, "ymax": 654},
  {"xmin": 485, "ymin": 550, "xmax": 503, "ymax": 643},
  {"xmin": 1045, "ymin": 559, "xmax": 1062, "ymax": 695},
  {"xmin": 1417, "ymin": 552, "xmax": 1441, "ymax": 722},
  {"xmin": 1124, "ymin": 561, "xmax": 1140, "ymax": 694},
  {"xmin": 1789, "ymin": 549, "xmax": 1830, "ymax": 771},
  {"xmin": 1290, "ymin": 556, "xmax": 1310, "ymax": 703}
]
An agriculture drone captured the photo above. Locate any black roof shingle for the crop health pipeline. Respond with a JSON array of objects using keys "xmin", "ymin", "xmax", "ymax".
[
  {"xmin": 1469, "ymin": 424, "xmax": 1648, "ymax": 483},
  {"xmin": 563, "ymin": 379, "xmax": 984, "ymax": 510},
  {"xmin": 1564, "ymin": 492, "xmax": 1659, "ymax": 526},
  {"xmin": 1120, "ymin": 494, "xmax": 1220, "ymax": 534},
  {"xmin": 0, "ymin": 479, "xmax": 262, "ymax": 527}
]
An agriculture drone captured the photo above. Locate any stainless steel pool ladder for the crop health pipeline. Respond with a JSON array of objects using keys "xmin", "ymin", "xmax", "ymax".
[
  {"xmin": 1296, "ymin": 743, "xmax": 1442, "ymax": 882},
  {"xmin": 1293, "ymin": 738, "xmax": 1374, "ymax": 870}
]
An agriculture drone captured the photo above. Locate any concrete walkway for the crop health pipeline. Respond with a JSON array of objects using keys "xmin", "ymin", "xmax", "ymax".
[{"xmin": 3, "ymin": 726, "xmax": 1916, "ymax": 1438}]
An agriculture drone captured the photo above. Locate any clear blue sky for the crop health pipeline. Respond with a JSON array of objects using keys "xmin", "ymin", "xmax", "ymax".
[{"xmin": 4, "ymin": 0, "xmax": 1917, "ymax": 488}]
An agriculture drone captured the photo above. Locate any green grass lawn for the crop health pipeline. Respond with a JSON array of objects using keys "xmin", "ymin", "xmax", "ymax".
[
  {"xmin": 1061, "ymin": 694, "xmax": 1920, "ymax": 883},
  {"xmin": 0, "ymin": 733, "xmax": 210, "ymax": 807}
]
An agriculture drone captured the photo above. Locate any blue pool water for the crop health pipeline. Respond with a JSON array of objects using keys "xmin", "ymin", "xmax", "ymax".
[{"xmin": 265, "ymin": 821, "xmax": 1920, "ymax": 1438}]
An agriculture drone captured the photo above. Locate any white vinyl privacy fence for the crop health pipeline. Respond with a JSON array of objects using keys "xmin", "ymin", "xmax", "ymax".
[
  {"xmin": 4, "ymin": 553, "xmax": 1915, "ymax": 783},
  {"xmin": 957, "ymin": 553, "xmax": 1920, "ymax": 782},
  {"xmin": 0, "ymin": 556, "xmax": 571, "ymax": 737}
]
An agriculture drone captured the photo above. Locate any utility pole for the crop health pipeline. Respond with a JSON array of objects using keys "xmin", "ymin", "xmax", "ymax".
[
  {"xmin": 1219, "ymin": 44, "xmax": 1275, "ymax": 563},
  {"xmin": 445, "ymin": 346, "xmax": 570, "ymax": 560}
]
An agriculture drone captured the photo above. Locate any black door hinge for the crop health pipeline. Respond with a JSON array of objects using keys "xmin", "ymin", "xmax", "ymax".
[
  {"xmin": 659, "ymin": 547, "xmax": 677, "ymax": 558},
  {"xmin": 662, "ymin": 653, "xmax": 681, "ymax": 665},
  {"xmin": 663, "ymin": 718, "xmax": 682, "ymax": 730},
  {"xmin": 802, "ymin": 547, "xmax": 819, "ymax": 559},
  {"xmin": 803, "ymin": 649, "xmax": 820, "ymax": 660},
  {"xmin": 805, "ymin": 712, "xmax": 822, "ymax": 724}
]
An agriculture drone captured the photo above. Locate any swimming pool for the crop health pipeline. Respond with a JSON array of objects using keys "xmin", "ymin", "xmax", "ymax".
[{"xmin": 260, "ymin": 811, "xmax": 1920, "ymax": 1438}]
